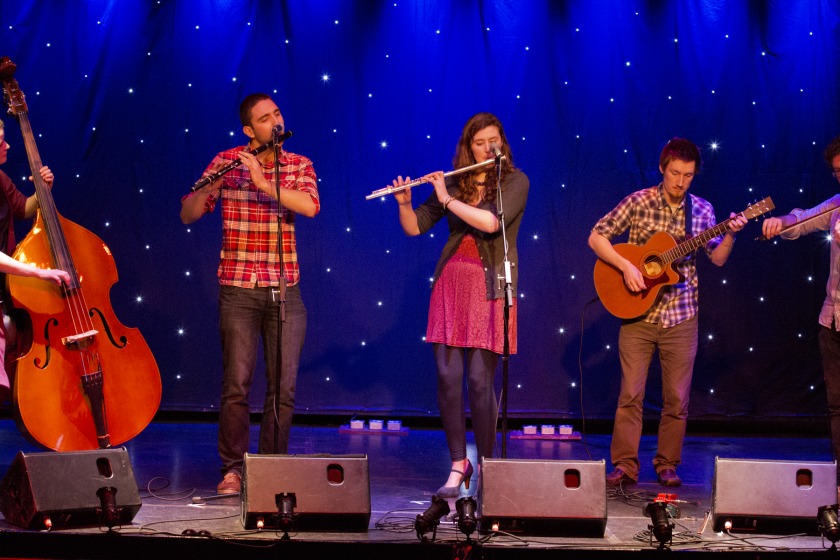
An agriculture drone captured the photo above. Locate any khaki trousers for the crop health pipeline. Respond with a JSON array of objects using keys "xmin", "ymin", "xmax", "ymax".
[{"xmin": 610, "ymin": 315, "xmax": 698, "ymax": 479}]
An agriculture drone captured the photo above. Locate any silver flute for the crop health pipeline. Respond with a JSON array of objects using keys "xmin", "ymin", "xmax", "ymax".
[{"xmin": 365, "ymin": 156, "xmax": 505, "ymax": 200}]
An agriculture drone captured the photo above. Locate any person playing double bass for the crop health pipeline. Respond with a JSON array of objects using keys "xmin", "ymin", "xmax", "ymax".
[{"xmin": 0, "ymin": 118, "xmax": 71, "ymax": 404}]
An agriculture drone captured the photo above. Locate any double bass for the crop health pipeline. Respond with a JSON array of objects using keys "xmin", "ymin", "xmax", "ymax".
[{"xmin": 0, "ymin": 57, "xmax": 161, "ymax": 451}]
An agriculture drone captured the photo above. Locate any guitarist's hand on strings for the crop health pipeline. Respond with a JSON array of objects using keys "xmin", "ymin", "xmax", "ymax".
[
  {"xmin": 727, "ymin": 212, "xmax": 749, "ymax": 235},
  {"xmin": 709, "ymin": 212, "xmax": 748, "ymax": 266},
  {"xmin": 588, "ymin": 230, "xmax": 649, "ymax": 293},
  {"xmin": 620, "ymin": 260, "xmax": 647, "ymax": 293}
]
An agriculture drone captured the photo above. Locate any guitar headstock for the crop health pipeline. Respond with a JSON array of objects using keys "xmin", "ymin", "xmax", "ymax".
[
  {"xmin": 742, "ymin": 197, "xmax": 775, "ymax": 220},
  {"xmin": 0, "ymin": 57, "xmax": 27, "ymax": 117}
]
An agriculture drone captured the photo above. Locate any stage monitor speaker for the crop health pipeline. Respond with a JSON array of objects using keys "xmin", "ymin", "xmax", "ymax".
[
  {"xmin": 240, "ymin": 453, "xmax": 371, "ymax": 531},
  {"xmin": 712, "ymin": 457, "xmax": 837, "ymax": 534},
  {"xmin": 0, "ymin": 447, "xmax": 141, "ymax": 530},
  {"xmin": 479, "ymin": 458, "xmax": 607, "ymax": 536}
]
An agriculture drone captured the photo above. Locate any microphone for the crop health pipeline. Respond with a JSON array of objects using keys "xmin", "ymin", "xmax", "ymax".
[
  {"xmin": 273, "ymin": 127, "xmax": 292, "ymax": 142},
  {"xmin": 489, "ymin": 142, "xmax": 502, "ymax": 159}
]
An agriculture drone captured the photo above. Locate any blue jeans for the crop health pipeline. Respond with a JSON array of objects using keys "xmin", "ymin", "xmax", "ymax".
[
  {"xmin": 819, "ymin": 325, "xmax": 840, "ymax": 483},
  {"xmin": 218, "ymin": 284, "xmax": 307, "ymax": 475}
]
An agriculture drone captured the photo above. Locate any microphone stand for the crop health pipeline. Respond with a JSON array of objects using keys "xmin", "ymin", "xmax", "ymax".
[
  {"xmin": 271, "ymin": 127, "xmax": 287, "ymax": 454},
  {"xmin": 493, "ymin": 152, "xmax": 513, "ymax": 458}
]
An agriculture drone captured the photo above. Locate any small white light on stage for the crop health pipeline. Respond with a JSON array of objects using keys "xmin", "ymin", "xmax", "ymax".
[
  {"xmin": 818, "ymin": 505, "xmax": 840, "ymax": 546},
  {"xmin": 256, "ymin": 516, "xmax": 264, "ymax": 530}
]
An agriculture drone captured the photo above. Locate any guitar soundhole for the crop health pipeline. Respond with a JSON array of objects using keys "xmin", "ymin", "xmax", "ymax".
[{"xmin": 642, "ymin": 257, "xmax": 663, "ymax": 277}]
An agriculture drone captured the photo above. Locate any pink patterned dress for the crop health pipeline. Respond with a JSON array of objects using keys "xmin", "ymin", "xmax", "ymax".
[{"xmin": 425, "ymin": 234, "xmax": 517, "ymax": 354}]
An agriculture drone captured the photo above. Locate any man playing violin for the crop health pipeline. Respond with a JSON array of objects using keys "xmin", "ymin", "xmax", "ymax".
[
  {"xmin": 0, "ymin": 118, "xmax": 71, "ymax": 403},
  {"xmin": 588, "ymin": 137, "xmax": 747, "ymax": 488},
  {"xmin": 181, "ymin": 94, "xmax": 319, "ymax": 495},
  {"xmin": 761, "ymin": 134, "xmax": 840, "ymax": 492}
]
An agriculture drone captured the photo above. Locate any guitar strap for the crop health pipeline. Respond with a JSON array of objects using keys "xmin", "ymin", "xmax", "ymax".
[{"xmin": 684, "ymin": 194, "xmax": 693, "ymax": 240}]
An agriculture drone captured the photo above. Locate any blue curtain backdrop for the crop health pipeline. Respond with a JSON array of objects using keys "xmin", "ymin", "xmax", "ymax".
[{"xmin": 1, "ymin": 1, "xmax": 838, "ymax": 421}]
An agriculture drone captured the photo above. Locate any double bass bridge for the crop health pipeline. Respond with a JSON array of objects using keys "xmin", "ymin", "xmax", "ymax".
[{"xmin": 61, "ymin": 329, "xmax": 98, "ymax": 350}]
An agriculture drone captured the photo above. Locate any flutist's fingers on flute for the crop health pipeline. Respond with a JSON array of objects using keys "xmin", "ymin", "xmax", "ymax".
[
  {"xmin": 392, "ymin": 175, "xmax": 412, "ymax": 206},
  {"xmin": 423, "ymin": 171, "xmax": 448, "ymax": 203}
]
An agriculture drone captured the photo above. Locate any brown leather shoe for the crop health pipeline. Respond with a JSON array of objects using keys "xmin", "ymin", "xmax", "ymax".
[
  {"xmin": 657, "ymin": 468, "xmax": 682, "ymax": 487},
  {"xmin": 606, "ymin": 467, "xmax": 637, "ymax": 487},
  {"xmin": 217, "ymin": 471, "xmax": 242, "ymax": 495}
]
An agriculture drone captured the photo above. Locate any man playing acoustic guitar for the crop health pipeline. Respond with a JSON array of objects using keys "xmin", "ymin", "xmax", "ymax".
[{"xmin": 588, "ymin": 137, "xmax": 747, "ymax": 487}]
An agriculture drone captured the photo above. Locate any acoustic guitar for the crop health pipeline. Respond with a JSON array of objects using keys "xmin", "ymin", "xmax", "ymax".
[{"xmin": 593, "ymin": 197, "xmax": 774, "ymax": 319}]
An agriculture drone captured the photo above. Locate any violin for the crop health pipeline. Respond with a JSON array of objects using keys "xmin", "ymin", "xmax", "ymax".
[{"xmin": 0, "ymin": 57, "xmax": 161, "ymax": 451}]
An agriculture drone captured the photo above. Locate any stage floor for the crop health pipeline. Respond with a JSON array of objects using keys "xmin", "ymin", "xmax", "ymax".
[{"xmin": 0, "ymin": 417, "xmax": 837, "ymax": 559}]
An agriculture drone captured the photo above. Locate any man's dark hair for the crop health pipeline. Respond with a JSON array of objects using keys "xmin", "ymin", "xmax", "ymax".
[
  {"xmin": 239, "ymin": 93, "xmax": 272, "ymax": 127},
  {"xmin": 659, "ymin": 137, "xmax": 702, "ymax": 174}
]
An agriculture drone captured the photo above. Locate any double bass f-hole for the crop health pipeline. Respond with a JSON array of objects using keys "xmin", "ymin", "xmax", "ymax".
[{"xmin": 90, "ymin": 307, "xmax": 127, "ymax": 348}]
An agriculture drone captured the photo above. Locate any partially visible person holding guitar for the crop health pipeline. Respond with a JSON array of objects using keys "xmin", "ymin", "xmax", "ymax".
[
  {"xmin": 761, "ymin": 134, "xmax": 840, "ymax": 493},
  {"xmin": 588, "ymin": 137, "xmax": 747, "ymax": 487},
  {"xmin": 0, "ymin": 118, "xmax": 71, "ymax": 404}
]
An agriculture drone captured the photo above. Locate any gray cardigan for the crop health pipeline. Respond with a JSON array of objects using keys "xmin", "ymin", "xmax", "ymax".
[{"xmin": 414, "ymin": 169, "xmax": 530, "ymax": 300}]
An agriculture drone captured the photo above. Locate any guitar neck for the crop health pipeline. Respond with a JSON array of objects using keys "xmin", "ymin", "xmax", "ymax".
[{"xmin": 660, "ymin": 217, "xmax": 733, "ymax": 265}]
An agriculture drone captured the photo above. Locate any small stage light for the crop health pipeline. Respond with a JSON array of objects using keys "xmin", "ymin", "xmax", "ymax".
[
  {"xmin": 455, "ymin": 497, "xmax": 477, "ymax": 538},
  {"xmin": 275, "ymin": 492, "xmax": 297, "ymax": 538},
  {"xmin": 644, "ymin": 501, "xmax": 674, "ymax": 548},
  {"xmin": 818, "ymin": 505, "xmax": 840, "ymax": 546},
  {"xmin": 415, "ymin": 495, "xmax": 450, "ymax": 541}
]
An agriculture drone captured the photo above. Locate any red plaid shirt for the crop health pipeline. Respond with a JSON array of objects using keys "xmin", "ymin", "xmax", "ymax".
[{"xmin": 187, "ymin": 146, "xmax": 319, "ymax": 287}]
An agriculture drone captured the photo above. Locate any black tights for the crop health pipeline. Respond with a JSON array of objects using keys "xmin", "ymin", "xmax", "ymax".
[{"xmin": 434, "ymin": 344, "xmax": 500, "ymax": 463}]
